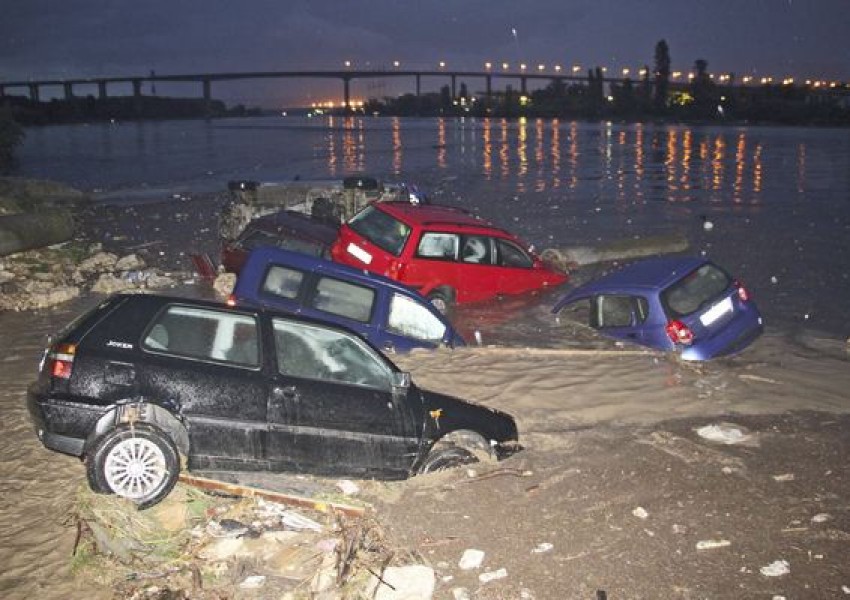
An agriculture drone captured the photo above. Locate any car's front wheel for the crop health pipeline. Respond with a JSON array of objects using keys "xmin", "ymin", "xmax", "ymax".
[{"xmin": 85, "ymin": 424, "xmax": 179, "ymax": 509}]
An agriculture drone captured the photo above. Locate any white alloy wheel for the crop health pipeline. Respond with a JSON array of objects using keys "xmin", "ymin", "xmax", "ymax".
[{"xmin": 103, "ymin": 436, "xmax": 169, "ymax": 500}]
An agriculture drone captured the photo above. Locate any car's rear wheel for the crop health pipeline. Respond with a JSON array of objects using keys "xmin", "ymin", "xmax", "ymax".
[
  {"xmin": 427, "ymin": 288, "xmax": 453, "ymax": 315},
  {"xmin": 418, "ymin": 444, "xmax": 480, "ymax": 474},
  {"xmin": 85, "ymin": 424, "xmax": 179, "ymax": 509}
]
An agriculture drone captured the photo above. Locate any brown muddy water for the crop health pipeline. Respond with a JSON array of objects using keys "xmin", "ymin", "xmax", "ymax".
[{"xmin": 2, "ymin": 287, "xmax": 849, "ymax": 598}]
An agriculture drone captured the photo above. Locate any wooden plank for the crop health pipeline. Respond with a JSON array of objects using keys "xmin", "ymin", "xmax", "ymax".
[{"xmin": 178, "ymin": 473, "xmax": 367, "ymax": 518}]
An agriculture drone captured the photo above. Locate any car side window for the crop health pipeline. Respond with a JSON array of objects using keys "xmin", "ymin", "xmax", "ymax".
[
  {"xmin": 238, "ymin": 229, "xmax": 277, "ymax": 251},
  {"xmin": 495, "ymin": 239, "xmax": 533, "ymax": 268},
  {"xmin": 309, "ymin": 276, "xmax": 375, "ymax": 323},
  {"xmin": 142, "ymin": 305, "xmax": 260, "ymax": 367},
  {"xmin": 273, "ymin": 319, "xmax": 392, "ymax": 390},
  {"xmin": 460, "ymin": 235, "xmax": 493, "ymax": 264},
  {"xmin": 596, "ymin": 295, "xmax": 641, "ymax": 328},
  {"xmin": 387, "ymin": 293, "xmax": 447, "ymax": 341},
  {"xmin": 261, "ymin": 265, "xmax": 304, "ymax": 300},
  {"xmin": 416, "ymin": 232, "xmax": 459, "ymax": 260}
]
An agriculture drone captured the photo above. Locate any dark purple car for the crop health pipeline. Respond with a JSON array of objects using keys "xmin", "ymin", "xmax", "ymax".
[
  {"xmin": 221, "ymin": 210, "xmax": 339, "ymax": 274},
  {"xmin": 552, "ymin": 257, "xmax": 763, "ymax": 361}
]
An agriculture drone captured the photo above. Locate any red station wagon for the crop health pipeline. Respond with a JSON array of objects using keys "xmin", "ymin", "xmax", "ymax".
[{"xmin": 331, "ymin": 202, "xmax": 568, "ymax": 312}]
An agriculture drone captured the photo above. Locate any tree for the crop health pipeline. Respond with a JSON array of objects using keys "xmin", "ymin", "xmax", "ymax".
[
  {"xmin": 0, "ymin": 105, "xmax": 25, "ymax": 173},
  {"xmin": 654, "ymin": 39, "xmax": 671, "ymax": 111}
]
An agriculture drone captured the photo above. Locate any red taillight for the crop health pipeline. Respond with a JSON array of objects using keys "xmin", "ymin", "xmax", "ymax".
[
  {"xmin": 226, "ymin": 294, "xmax": 236, "ymax": 307},
  {"xmin": 49, "ymin": 343, "xmax": 76, "ymax": 379},
  {"xmin": 665, "ymin": 320, "xmax": 694, "ymax": 345},
  {"xmin": 735, "ymin": 280, "xmax": 750, "ymax": 302}
]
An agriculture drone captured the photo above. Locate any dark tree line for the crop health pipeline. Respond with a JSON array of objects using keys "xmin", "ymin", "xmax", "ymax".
[{"xmin": 364, "ymin": 39, "xmax": 850, "ymax": 126}]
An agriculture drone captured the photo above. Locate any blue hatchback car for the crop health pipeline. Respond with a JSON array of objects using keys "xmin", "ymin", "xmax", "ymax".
[
  {"xmin": 231, "ymin": 247, "xmax": 465, "ymax": 353},
  {"xmin": 552, "ymin": 257, "xmax": 763, "ymax": 361}
]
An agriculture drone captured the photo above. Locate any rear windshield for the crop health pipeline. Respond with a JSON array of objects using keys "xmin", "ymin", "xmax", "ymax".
[
  {"xmin": 348, "ymin": 205, "xmax": 410, "ymax": 256},
  {"xmin": 661, "ymin": 263, "xmax": 731, "ymax": 317}
]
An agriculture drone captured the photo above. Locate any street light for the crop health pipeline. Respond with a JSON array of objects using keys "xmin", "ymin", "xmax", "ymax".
[
  {"xmin": 485, "ymin": 62, "xmax": 492, "ymax": 70},
  {"xmin": 520, "ymin": 63, "xmax": 527, "ymax": 71},
  {"xmin": 502, "ymin": 62, "xmax": 509, "ymax": 70},
  {"xmin": 554, "ymin": 65, "xmax": 562, "ymax": 72},
  {"xmin": 622, "ymin": 68, "xmax": 630, "ymax": 77},
  {"xmin": 439, "ymin": 61, "xmax": 446, "ymax": 69},
  {"xmin": 393, "ymin": 60, "xmax": 400, "ymax": 68},
  {"xmin": 572, "ymin": 65, "xmax": 581, "ymax": 74},
  {"xmin": 344, "ymin": 60, "xmax": 352, "ymax": 68},
  {"xmin": 537, "ymin": 64, "xmax": 545, "ymax": 72}
]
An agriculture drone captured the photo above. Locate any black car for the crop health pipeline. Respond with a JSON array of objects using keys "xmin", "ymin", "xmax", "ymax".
[{"xmin": 28, "ymin": 294, "xmax": 518, "ymax": 508}]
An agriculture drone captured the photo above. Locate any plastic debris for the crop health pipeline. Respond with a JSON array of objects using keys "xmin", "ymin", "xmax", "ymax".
[
  {"xmin": 696, "ymin": 424, "xmax": 750, "ymax": 445},
  {"xmin": 703, "ymin": 219, "xmax": 714, "ymax": 231},
  {"xmin": 336, "ymin": 479, "xmax": 360, "ymax": 496},
  {"xmin": 773, "ymin": 473, "xmax": 795, "ymax": 482},
  {"xmin": 458, "ymin": 549, "xmax": 485, "ymax": 570},
  {"xmin": 479, "ymin": 568, "xmax": 508, "ymax": 584},
  {"xmin": 841, "ymin": 584, "xmax": 850, "ymax": 594},
  {"xmin": 696, "ymin": 539, "xmax": 731, "ymax": 551},
  {"xmin": 368, "ymin": 565, "xmax": 435, "ymax": 600},
  {"xmin": 760, "ymin": 560, "xmax": 790, "ymax": 577},
  {"xmin": 239, "ymin": 575, "xmax": 266, "ymax": 589},
  {"xmin": 632, "ymin": 507, "xmax": 649, "ymax": 519},
  {"xmin": 812, "ymin": 513, "xmax": 831, "ymax": 523},
  {"xmin": 452, "ymin": 588, "xmax": 471, "ymax": 600},
  {"xmin": 532, "ymin": 542, "xmax": 554, "ymax": 554}
]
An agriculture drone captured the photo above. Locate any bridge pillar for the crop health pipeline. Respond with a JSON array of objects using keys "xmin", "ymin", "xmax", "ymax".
[
  {"xmin": 521, "ymin": 76, "xmax": 528, "ymax": 95},
  {"xmin": 451, "ymin": 75, "xmax": 456, "ymax": 100},
  {"xmin": 132, "ymin": 79, "xmax": 143, "ymax": 97},
  {"xmin": 63, "ymin": 82, "xmax": 74, "ymax": 101},
  {"xmin": 97, "ymin": 80, "xmax": 107, "ymax": 100},
  {"xmin": 415, "ymin": 74, "xmax": 421, "ymax": 97},
  {"xmin": 343, "ymin": 76, "xmax": 351, "ymax": 112},
  {"xmin": 0, "ymin": 86, "xmax": 5, "ymax": 98},
  {"xmin": 202, "ymin": 78, "xmax": 211, "ymax": 102},
  {"xmin": 28, "ymin": 83, "xmax": 40, "ymax": 102},
  {"xmin": 485, "ymin": 75, "xmax": 492, "ymax": 99}
]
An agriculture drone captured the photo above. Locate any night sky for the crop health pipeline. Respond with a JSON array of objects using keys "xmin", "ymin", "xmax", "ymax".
[{"xmin": 2, "ymin": 0, "xmax": 848, "ymax": 107}]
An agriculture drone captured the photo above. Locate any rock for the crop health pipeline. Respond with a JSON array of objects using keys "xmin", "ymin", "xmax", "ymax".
[
  {"xmin": 458, "ymin": 549, "xmax": 485, "ymax": 570},
  {"xmin": 479, "ymin": 568, "xmax": 508, "ymax": 584},
  {"xmin": 213, "ymin": 272, "xmax": 236, "ymax": 297},
  {"xmin": 91, "ymin": 273, "xmax": 135, "ymax": 294},
  {"xmin": 366, "ymin": 565, "xmax": 435, "ymax": 600},
  {"xmin": 145, "ymin": 273, "xmax": 177, "ymax": 289},
  {"xmin": 115, "ymin": 253, "xmax": 146, "ymax": 271},
  {"xmin": 77, "ymin": 251, "xmax": 118, "ymax": 274},
  {"xmin": 239, "ymin": 575, "xmax": 266, "ymax": 589}
]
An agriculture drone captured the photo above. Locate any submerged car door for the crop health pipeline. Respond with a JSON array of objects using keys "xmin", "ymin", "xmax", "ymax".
[
  {"xmin": 266, "ymin": 317, "xmax": 421, "ymax": 477},
  {"xmin": 593, "ymin": 294, "xmax": 649, "ymax": 345},
  {"xmin": 137, "ymin": 304, "xmax": 270, "ymax": 469}
]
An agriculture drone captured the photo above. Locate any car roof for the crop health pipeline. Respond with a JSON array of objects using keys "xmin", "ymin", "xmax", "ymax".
[
  {"xmin": 578, "ymin": 256, "xmax": 709, "ymax": 293},
  {"xmin": 373, "ymin": 201, "xmax": 506, "ymax": 232},
  {"xmin": 243, "ymin": 246, "xmax": 428, "ymax": 297},
  {"xmin": 244, "ymin": 210, "xmax": 338, "ymax": 244},
  {"xmin": 115, "ymin": 292, "xmax": 399, "ymax": 360}
]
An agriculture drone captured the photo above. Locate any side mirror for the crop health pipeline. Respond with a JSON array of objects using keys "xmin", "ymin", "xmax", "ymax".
[{"xmin": 392, "ymin": 371, "xmax": 411, "ymax": 390}]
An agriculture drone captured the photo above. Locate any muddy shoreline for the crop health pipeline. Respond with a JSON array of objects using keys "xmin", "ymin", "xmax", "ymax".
[{"xmin": 1, "ymin": 188, "xmax": 849, "ymax": 598}]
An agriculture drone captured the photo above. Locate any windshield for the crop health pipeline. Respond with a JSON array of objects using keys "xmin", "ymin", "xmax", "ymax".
[
  {"xmin": 661, "ymin": 263, "xmax": 731, "ymax": 317},
  {"xmin": 348, "ymin": 205, "xmax": 411, "ymax": 256}
]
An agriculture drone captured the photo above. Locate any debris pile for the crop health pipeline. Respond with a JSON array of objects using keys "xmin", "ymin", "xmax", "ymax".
[
  {"xmin": 70, "ymin": 480, "xmax": 435, "ymax": 599},
  {"xmin": 0, "ymin": 244, "xmax": 183, "ymax": 311}
]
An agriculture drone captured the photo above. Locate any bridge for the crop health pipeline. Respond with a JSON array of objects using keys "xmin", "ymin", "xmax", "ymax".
[
  {"xmin": 0, "ymin": 68, "xmax": 622, "ymax": 107},
  {"xmin": 3, "ymin": 68, "xmax": 845, "ymax": 109}
]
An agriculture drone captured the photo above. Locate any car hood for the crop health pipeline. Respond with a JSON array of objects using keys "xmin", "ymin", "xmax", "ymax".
[{"xmin": 417, "ymin": 389, "xmax": 518, "ymax": 444}]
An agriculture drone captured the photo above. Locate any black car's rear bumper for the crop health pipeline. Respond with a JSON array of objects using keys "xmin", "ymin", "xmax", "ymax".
[{"xmin": 27, "ymin": 385, "xmax": 105, "ymax": 458}]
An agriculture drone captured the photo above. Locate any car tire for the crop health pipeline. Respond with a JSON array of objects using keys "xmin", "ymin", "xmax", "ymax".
[
  {"xmin": 85, "ymin": 424, "xmax": 180, "ymax": 509},
  {"xmin": 417, "ymin": 444, "xmax": 480, "ymax": 474},
  {"xmin": 427, "ymin": 289, "xmax": 453, "ymax": 315}
]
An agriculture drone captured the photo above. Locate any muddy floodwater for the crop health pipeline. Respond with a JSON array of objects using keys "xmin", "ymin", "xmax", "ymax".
[{"xmin": 5, "ymin": 116, "xmax": 850, "ymax": 597}]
